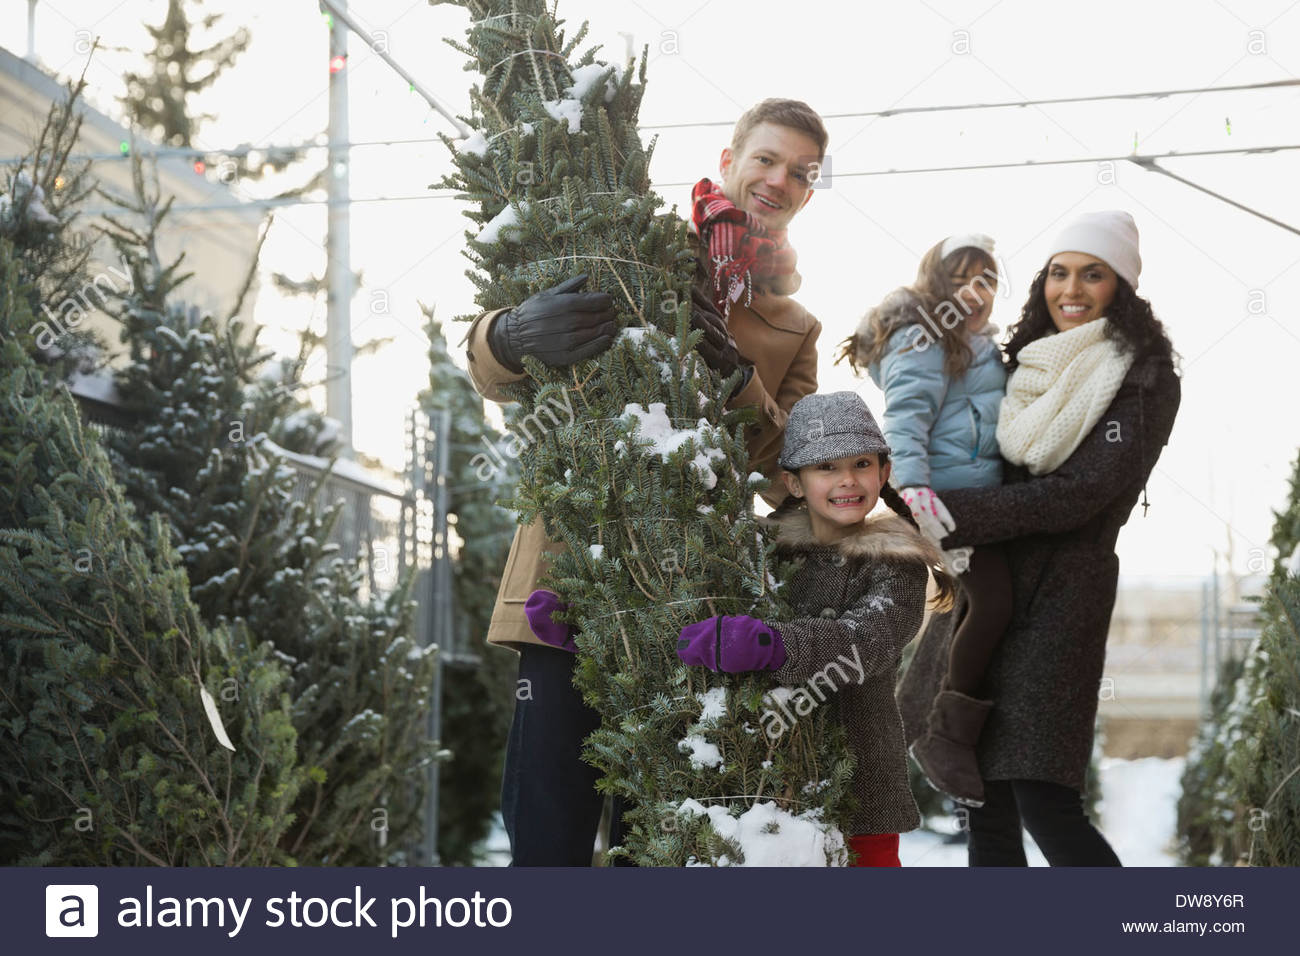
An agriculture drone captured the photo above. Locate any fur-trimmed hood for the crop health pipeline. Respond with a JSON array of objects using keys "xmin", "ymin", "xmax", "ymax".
[{"xmin": 763, "ymin": 505, "xmax": 947, "ymax": 570}]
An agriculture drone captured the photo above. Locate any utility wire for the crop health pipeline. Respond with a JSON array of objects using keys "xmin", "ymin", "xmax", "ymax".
[
  {"xmin": 639, "ymin": 79, "xmax": 1300, "ymax": 129},
  {"xmin": 652, "ymin": 144, "xmax": 1300, "ymax": 185},
  {"xmin": 0, "ymin": 136, "xmax": 450, "ymax": 166},
  {"xmin": 69, "ymin": 143, "xmax": 1300, "ymax": 215},
  {"xmin": 9, "ymin": 78, "xmax": 1298, "ymax": 166},
  {"xmin": 1129, "ymin": 158, "xmax": 1300, "ymax": 237}
]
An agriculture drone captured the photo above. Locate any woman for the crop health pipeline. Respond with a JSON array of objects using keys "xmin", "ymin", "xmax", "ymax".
[{"xmin": 896, "ymin": 210, "xmax": 1181, "ymax": 866}]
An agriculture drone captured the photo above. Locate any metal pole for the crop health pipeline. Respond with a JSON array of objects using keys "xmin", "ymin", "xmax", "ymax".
[
  {"xmin": 326, "ymin": 1, "xmax": 354, "ymax": 455},
  {"xmin": 1199, "ymin": 579, "xmax": 1210, "ymax": 716},
  {"xmin": 1211, "ymin": 559, "xmax": 1222, "ymax": 670},
  {"xmin": 26, "ymin": 1, "xmax": 38, "ymax": 62},
  {"xmin": 436, "ymin": 408, "xmax": 455, "ymax": 660},
  {"xmin": 423, "ymin": 408, "xmax": 452, "ymax": 866}
]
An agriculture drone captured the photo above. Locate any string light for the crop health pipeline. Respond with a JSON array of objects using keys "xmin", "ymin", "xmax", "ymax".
[
  {"xmin": 329, "ymin": 54, "xmax": 346, "ymax": 74},
  {"xmin": 192, "ymin": 159, "xmax": 206, "ymax": 175}
]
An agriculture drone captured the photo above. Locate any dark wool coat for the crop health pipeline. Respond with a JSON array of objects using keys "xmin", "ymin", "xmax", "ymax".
[
  {"xmin": 897, "ymin": 351, "xmax": 1181, "ymax": 792},
  {"xmin": 768, "ymin": 508, "xmax": 945, "ymax": 836}
]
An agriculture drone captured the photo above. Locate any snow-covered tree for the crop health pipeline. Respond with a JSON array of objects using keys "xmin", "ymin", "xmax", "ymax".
[
  {"xmin": 99, "ymin": 158, "xmax": 436, "ymax": 865},
  {"xmin": 437, "ymin": 0, "xmax": 853, "ymax": 865}
]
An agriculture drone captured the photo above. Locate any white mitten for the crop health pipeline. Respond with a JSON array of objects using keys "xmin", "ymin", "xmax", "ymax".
[{"xmin": 900, "ymin": 486, "xmax": 957, "ymax": 544}]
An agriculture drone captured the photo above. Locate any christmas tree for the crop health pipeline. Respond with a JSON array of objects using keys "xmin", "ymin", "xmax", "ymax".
[
  {"xmin": 98, "ymin": 158, "xmax": 437, "ymax": 865},
  {"xmin": 1, "ymin": 70, "xmax": 102, "ymax": 380},
  {"xmin": 1232, "ymin": 452, "xmax": 1300, "ymax": 865},
  {"xmin": 121, "ymin": 0, "xmax": 251, "ymax": 149},
  {"xmin": 0, "ymin": 231, "xmax": 301, "ymax": 865},
  {"xmin": 1176, "ymin": 449, "xmax": 1300, "ymax": 866},
  {"xmin": 437, "ymin": 0, "xmax": 853, "ymax": 865}
]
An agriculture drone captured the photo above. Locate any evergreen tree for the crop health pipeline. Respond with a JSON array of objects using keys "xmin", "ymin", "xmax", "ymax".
[
  {"xmin": 1177, "ymin": 449, "xmax": 1300, "ymax": 866},
  {"xmin": 1231, "ymin": 451, "xmax": 1300, "ymax": 865},
  {"xmin": 1, "ymin": 70, "xmax": 102, "ymax": 378},
  {"xmin": 437, "ymin": 0, "xmax": 853, "ymax": 865},
  {"xmin": 0, "ymin": 234, "xmax": 301, "ymax": 865},
  {"xmin": 420, "ymin": 313, "xmax": 517, "ymax": 864},
  {"xmin": 121, "ymin": 0, "xmax": 251, "ymax": 149},
  {"xmin": 119, "ymin": 0, "xmax": 314, "ymax": 189},
  {"xmin": 99, "ymin": 158, "xmax": 437, "ymax": 865}
]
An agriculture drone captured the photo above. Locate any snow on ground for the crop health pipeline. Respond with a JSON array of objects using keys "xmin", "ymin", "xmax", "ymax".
[
  {"xmin": 900, "ymin": 756, "xmax": 1185, "ymax": 867},
  {"xmin": 476, "ymin": 757, "xmax": 1186, "ymax": 866}
]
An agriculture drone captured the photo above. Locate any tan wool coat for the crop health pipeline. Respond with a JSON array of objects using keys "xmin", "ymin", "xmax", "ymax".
[{"xmin": 462, "ymin": 260, "xmax": 821, "ymax": 649}]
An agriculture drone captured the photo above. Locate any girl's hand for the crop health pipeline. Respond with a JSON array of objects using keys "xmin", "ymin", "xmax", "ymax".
[
  {"xmin": 676, "ymin": 615, "xmax": 787, "ymax": 672},
  {"xmin": 901, "ymin": 486, "xmax": 957, "ymax": 543}
]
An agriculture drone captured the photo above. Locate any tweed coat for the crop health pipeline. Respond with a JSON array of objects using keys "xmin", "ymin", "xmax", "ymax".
[
  {"xmin": 896, "ymin": 350, "xmax": 1181, "ymax": 792},
  {"xmin": 462, "ymin": 237, "xmax": 821, "ymax": 649},
  {"xmin": 767, "ymin": 507, "xmax": 945, "ymax": 836}
]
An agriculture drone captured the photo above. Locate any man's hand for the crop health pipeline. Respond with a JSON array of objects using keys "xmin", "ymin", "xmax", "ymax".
[
  {"xmin": 487, "ymin": 274, "xmax": 617, "ymax": 373},
  {"xmin": 689, "ymin": 286, "xmax": 743, "ymax": 379}
]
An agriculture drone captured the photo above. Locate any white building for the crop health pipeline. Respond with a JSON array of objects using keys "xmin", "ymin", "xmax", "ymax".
[{"xmin": 1, "ymin": 43, "xmax": 263, "ymax": 347}]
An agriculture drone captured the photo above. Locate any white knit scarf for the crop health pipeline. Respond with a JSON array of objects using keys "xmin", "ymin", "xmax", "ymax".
[{"xmin": 996, "ymin": 319, "xmax": 1135, "ymax": 475}]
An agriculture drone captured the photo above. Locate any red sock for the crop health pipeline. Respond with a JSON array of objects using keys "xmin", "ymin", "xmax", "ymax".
[{"xmin": 848, "ymin": 833, "xmax": 901, "ymax": 867}]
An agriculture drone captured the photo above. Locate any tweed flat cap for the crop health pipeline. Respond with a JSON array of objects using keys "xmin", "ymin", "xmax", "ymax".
[{"xmin": 778, "ymin": 391, "xmax": 891, "ymax": 470}]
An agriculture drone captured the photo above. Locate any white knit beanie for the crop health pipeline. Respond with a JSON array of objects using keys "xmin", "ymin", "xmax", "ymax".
[
  {"xmin": 941, "ymin": 232, "xmax": 996, "ymax": 260},
  {"xmin": 1045, "ymin": 211, "xmax": 1141, "ymax": 289}
]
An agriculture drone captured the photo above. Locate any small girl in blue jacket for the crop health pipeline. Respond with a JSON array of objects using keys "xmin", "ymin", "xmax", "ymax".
[{"xmin": 838, "ymin": 234, "xmax": 1010, "ymax": 808}]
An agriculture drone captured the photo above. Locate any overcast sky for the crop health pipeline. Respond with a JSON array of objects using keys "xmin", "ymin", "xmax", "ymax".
[{"xmin": 4, "ymin": 0, "xmax": 1299, "ymax": 584}]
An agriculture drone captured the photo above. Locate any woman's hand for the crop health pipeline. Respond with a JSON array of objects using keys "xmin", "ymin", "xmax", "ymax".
[
  {"xmin": 677, "ymin": 615, "xmax": 787, "ymax": 672},
  {"xmin": 901, "ymin": 486, "xmax": 957, "ymax": 543}
]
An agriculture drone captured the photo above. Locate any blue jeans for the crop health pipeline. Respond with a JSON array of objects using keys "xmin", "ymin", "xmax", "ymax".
[{"xmin": 500, "ymin": 644, "xmax": 628, "ymax": 865}]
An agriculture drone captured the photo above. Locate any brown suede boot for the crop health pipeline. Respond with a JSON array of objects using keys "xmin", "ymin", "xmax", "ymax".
[{"xmin": 910, "ymin": 690, "xmax": 993, "ymax": 808}]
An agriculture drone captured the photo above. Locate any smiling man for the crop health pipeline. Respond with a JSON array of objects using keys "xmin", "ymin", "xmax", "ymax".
[
  {"xmin": 461, "ymin": 98, "xmax": 828, "ymax": 866},
  {"xmin": 688, "ymin": 99, "xmax": 827, "ymax": 479}
]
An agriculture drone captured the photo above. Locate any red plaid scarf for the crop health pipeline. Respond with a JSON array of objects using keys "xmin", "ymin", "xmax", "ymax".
[{"xmin": 691, "ymin": 178, "xmax": 797, "ymax": 317}]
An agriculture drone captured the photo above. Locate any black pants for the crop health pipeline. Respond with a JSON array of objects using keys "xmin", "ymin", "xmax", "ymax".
[
  {"xmin": 967, "ymin": 778, "xmax": 1121, "ymax": 866},
  {"xmin": 500, "ymin": 644, "xmax": 628, "ymax": 866},
  {"xmin": 947, "ymin": 543, "xmax": 1013, "ymax": 696}
]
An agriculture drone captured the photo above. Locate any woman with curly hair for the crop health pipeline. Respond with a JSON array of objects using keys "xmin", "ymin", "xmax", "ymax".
[{"xmin": 896, "ymin": 211, "xmax": 1181, "ymax": 866}]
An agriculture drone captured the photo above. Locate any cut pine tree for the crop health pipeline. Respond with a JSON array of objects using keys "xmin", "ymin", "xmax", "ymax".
[{"xmin": 437, "ymin": 0, "xmax": 854, "ymax": 865}]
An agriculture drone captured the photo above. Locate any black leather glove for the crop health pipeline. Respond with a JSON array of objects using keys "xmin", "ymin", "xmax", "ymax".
[
  {"xmin": 689, "ymin": 285, "xmax": 743, "ymax": 379},
  {"xmin": 487, "ymin": 274, "xmax": 617, "ymax": 374}
]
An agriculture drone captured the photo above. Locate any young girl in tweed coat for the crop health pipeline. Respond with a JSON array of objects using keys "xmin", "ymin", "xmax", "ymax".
[{"xmin": 676, "ymin": 391, "xmax": 955, "ymax": 866}]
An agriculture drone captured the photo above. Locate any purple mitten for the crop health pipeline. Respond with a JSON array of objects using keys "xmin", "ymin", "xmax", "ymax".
[
  {"xmin": 676, "ymin": 615, "xmax": 786, "ymax": 673},
  {"xmin": 524, "ymin": 589, "xmax": 577, "ymax": 652}
]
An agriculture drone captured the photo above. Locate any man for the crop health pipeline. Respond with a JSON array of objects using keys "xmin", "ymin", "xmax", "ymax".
[{"xmin": 462, "ymin": 98, "xmax": 827, "ymax": 865}]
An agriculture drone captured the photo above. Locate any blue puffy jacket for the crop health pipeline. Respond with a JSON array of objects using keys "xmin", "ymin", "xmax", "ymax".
[{"xmin": 865, "ymin": 297, "xmax": 1007, "ymax": 492}]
